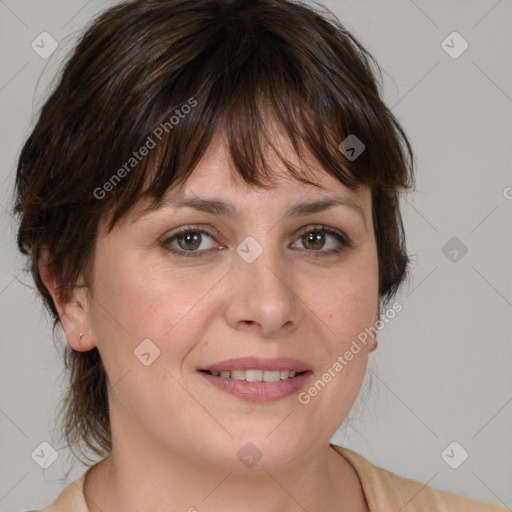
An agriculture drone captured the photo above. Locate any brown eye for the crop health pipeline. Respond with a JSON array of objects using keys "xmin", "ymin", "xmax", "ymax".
[
  {"xmin": 161, "ymin": 224, "xmax": 351, "ymax": 259},
  {"xmin": 176, "ymin": 231, "xmax": 203, "ymax": 251},
  {"xmin": 162, "ymin": 227, "xmax": 220, "ymax": 258},
  {"xmin": 292, "ymin": 225, "xmax": 352, "ymax": 258},
  {"xmin": 301, "ymin": 231, "xmax": 326, "ymax": 250}
]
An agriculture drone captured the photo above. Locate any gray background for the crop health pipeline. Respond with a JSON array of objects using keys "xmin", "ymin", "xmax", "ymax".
[{"xmin": 1, "ymin": 0, "xmax": 511, "ymax": 510}]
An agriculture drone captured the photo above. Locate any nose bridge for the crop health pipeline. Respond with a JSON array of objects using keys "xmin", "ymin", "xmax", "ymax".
[
  {"xmin": 241, "ymin": 235, "xmax": 292, "ymax": 294},
  {"xmin": 226, "ymin": 234, "xmax": 298, "ymax": 335},
  {"xmin": 237, "ymin": 231, "xmax": 289, "ymax": 285}
]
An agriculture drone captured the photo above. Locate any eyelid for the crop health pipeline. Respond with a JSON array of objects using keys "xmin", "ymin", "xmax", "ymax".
[
  {"xmin": 162, "ymin": 223, "xmax": 349, "ymax": 242},
  {"xmin": 294, "ymin": 224, "xmax": 352, "ymax": 246},
  {"xmin": 161, "ymin": 224, "xmax": 224, "ymax": 243},
  {"xmin": 161, "ymin": 223, "xmax": 353, "ymax": 258}
]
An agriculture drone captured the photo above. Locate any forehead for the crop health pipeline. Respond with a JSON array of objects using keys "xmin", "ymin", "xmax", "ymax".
[
  {"xmin": 107, "ymin": 127, "xmax": 371, "ymax": 233},
  {"xmin": 155, "ymin": 129, "xmax": 368, "ymax": 207}
]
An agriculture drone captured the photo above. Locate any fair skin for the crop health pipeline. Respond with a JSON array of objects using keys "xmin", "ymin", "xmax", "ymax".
[{"xmin": 40, "ymin": 131, "xmax": 379, "ymax": 512}]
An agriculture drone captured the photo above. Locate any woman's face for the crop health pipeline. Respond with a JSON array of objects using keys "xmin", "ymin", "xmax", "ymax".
[{"xmin": 79, "ymin": 132, "xmax": 379, "ymax": 469}]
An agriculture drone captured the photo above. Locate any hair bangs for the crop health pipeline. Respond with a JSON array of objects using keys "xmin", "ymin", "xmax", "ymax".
[{"xmin": 102, "ymin": 36, "xmax": 393, "ymax": 232}]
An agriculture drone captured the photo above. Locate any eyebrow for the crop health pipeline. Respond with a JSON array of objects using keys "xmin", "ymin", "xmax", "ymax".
[{"xmin": 153, "ymin": 195, "xmax": 367, "ymax": 228}]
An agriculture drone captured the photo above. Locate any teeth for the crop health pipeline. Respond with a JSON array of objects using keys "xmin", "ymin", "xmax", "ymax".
[
  {"xmin": 263, "ymin": 370, "xmax": 281, "ymax": 382},
  {"xmin": 208, "ymin": 369, "xmax": 300, "ymax": 381},
  {"xmin": 245, "ymin": 369, "xmax": 263, "ymax": 382}
]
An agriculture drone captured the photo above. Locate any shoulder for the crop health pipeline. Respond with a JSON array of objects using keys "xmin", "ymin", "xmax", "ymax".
[
  {"xmin": 331, "ymin": 444, "xmax": 508, "ymax": 512},
  {"xmin": 31, "ymin": 465, "xmax": 93, "ymax": 512}
]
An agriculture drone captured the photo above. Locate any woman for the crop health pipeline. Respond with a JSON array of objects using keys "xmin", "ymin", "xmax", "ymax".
[{"xmin": 14, "ymin": 0, "xmax": 506, "ymax": 510}]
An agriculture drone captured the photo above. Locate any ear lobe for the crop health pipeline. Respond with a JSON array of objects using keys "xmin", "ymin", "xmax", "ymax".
[
  {"xmin": 62, "ymin": 287, "xmax": 96, "ymax": 352},
  {"xmin": 38, "ymin": 249, "xmax": 96, "ymax": 352}
]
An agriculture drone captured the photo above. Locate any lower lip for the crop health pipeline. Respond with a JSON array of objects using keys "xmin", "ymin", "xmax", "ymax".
[{"xmin": 199, "ymin": 371, "xmax": 312, "ymax": 403}]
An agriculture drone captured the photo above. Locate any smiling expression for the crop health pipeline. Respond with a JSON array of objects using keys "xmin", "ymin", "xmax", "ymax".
[{"xmin": 78, "ymin": 130, "xmax": 379, "ymax": 469}]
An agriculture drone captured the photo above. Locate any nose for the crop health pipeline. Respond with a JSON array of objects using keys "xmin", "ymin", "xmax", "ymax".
[{"xmin": 223, "ymin": 242, "xmax": 300, "ymax": 338}]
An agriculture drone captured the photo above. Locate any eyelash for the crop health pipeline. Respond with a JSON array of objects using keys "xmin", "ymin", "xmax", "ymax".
[{"xmin": 161, "ymin": 224, "xmax": 352, "ymax": 259}]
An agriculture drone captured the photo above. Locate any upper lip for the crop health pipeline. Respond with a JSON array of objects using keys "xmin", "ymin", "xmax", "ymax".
[{"xmin": 200, "ymin": 357, "xmax": 311, "ymax": 373}]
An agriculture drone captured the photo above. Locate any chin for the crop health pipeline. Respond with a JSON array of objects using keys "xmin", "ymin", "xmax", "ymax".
[{"xmin": 209, "ymin": 428, "xmax": 313, "ymax": 471}]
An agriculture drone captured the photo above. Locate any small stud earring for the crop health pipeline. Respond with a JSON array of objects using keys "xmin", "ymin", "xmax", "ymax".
[{"xmin": 79, "ymin": 332, "xmax": 83, "ymax": 342}]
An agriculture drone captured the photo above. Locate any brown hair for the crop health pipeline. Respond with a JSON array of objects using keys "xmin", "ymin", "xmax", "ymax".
[{"xmin": 14, "ymin": 0, "xmax": 414, "ymax": 464}]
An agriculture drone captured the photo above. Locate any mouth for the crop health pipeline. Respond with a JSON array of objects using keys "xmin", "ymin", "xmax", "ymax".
[
  {"xmin": 199, "ymin": 369, "xmax": 307, "ymax": 381},
  {"xmin": 198, "ymin": 357, "xmax": 312, "ymax": 402}
]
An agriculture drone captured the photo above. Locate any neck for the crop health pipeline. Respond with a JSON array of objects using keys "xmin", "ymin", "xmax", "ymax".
[{"xmin": 83, "ymin": 440, "xmax": 368, "ymax": 512}]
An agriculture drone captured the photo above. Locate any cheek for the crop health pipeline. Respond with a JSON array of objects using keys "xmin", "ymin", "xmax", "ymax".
[
  {"xmin": 317, "ymin": 251, "xmax": 379, "ymax": 351},
  {"xmin": 300, "ymin": 273, "xmax": 376, "ymax": 428},
  {"xmin": 88, "ymin": 249, "xmax": 227, "ymax": 367}
]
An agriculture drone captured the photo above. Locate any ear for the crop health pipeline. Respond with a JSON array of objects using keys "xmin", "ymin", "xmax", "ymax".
[
  {"xmin": 368, "ymin": 302, "xmax": 380, "ymax": 352},
  {"xmin": 38, "ymin": 248, "xmax": 96, "ymax": 352},
  {"xmin": 374, "ymin": 303, "xmax": 381, "ymax": 327}
]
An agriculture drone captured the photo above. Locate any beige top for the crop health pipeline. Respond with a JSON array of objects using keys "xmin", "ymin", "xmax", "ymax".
[{"xmin": 32, "ymin": 444, "xmax": 507, "ymax": 511}]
